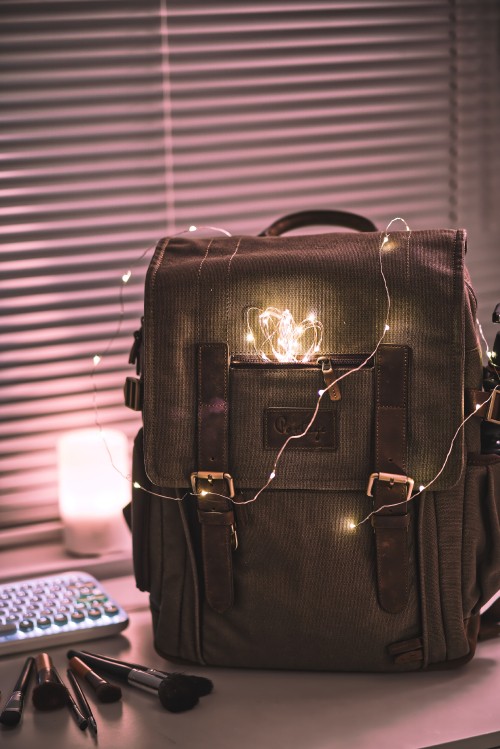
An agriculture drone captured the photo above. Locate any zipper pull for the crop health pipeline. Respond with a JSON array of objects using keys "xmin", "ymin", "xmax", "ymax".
[{"xmin": 318, "ymin": 357, "xmax": 341, "ymax": 401}]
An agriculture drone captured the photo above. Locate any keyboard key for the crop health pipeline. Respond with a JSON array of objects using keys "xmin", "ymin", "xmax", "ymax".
[
  {"xmin": 54, "ymin": 613, "xmax": 68, "ymax": 626},
  {"xmin": 71, "ymin": 611, "xmax": 86, "ymax": 623},
  {"xmin": 89, "ymin": 597, "xmax": 108, "ymax": 606},
  {"xmin": 78, "ymin": 586, "xmax": 93, "ymax": 597},
  {"xmin": 103, "ymin": 604, "xmax": 119, "ymax": 616},
  {"xmin": 37, "ymin": 617, "xmax": 52, "ymax": 628},
  {"xmin": 25, "ymin": 605, "xmax": 41, "ymax": 613},
  {"xmin": 0, "ymin": 623, "xmax": 18, "ymax": 636},
  {"xmin": 19, "ymin": 619, "xmax": 34, "ymax": 632}
]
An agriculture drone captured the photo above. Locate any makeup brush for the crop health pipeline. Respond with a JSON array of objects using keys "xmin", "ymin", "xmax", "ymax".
[
  {"xmin": 69, "ymin": 648, "xmax": 213, "ymax": 697},
  {"xmin": 0, "ymin": 656, "xmax": 34, "ymax": 727},
  {"xmin": 68, "ymin": 657, "xmax": 122, "ymax": 703},
  {"xmin": 66, "ymin": 649, "xmax": 198, "ymax": 713},
  {"xmin": 51, "ymin": 667, "xmax": 88, "ymax": 731},
  {"xmin": 67, "ymin": 670, "xmax": 98, "ymax": 736},
  {"xmin": 32, "ymin": 653, "xmax": 69, "ymax": 711}
]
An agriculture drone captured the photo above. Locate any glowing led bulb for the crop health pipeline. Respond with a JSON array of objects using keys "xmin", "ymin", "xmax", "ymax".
[
  {"xmin": 189, "ymin": 225, "xmax": 197, "ymax": 232},
  {"xmin": 247, "ymin": 306, "xmax": 324, "ymax": 363},
  {"xmin": 93, "ymin": 355, "xmax": 101, "ymax": 366},
  {"xmin": 133, "ymin": 481, "xmax": 141, "ymax": 489},
  {"xmin": 348, "ymin": 521, "xmax": 356, "ymax": 530},
  {"xmin": 419, "ymin": 485, "xmax": 425, "ymax": 492},
  {"xmin": 200, "ymin": 490, "xmax": 208, "ymax": 497},
  {"xmin": 269, "ymin": 471, "xmax": 276, "ymax": 480},
  {"xmin": 384, "ymin": 324, "xmax": 390, "ymax": 332},
  {"xmin": 122, "ymin": 270, "xmax": 131, "ymax": 283},
  {"xmin": 318, "ymin": 389, "xmax": 325, "ymax": 397}
]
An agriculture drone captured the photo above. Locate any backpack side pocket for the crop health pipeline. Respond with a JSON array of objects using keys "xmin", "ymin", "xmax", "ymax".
[{"xmin": 462, "ymin": 454, "xmax": 500, "ymax": 616}]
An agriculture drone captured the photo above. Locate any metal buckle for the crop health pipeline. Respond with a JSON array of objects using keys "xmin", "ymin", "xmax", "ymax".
[
  {"xmin": 190, "ymin": 471, "xmax": 235, "ymax": 498},
  {"xmin": 487, "ymin": 386, "xmax": 500, "ymax": 425},
  {"xmin": 366, "ymin": 472, "xmax": 414, "ymax": 501},
  {"xmin": 123, "ymin": 376, "xmax": 143, "ymax": 411}
]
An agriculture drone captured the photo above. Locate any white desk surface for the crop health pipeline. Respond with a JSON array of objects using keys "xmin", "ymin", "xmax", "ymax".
[{"xmin": 1, "ymin": 575, "xmax": 500, "ymax": 749}]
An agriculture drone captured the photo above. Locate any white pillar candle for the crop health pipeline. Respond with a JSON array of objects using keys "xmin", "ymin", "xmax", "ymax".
[{"xmin": 57, "ymin": 428, "xmax": 130, "ymax": 556}]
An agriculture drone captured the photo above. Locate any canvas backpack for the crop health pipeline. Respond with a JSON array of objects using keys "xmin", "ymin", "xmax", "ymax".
[{"xmin": 124, "ymin": 210, "xmax": 500, "ymax": 672}]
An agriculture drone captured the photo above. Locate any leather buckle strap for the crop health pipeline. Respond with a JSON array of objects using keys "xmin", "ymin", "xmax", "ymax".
[
  {"xmin": 195, "ymin": 343, "xmax": 235, "ymax": 614},
  {"xmin": 466, "ymin": 386, "xmax": 500, "ymax": 423},
  {"xmin": 367, "ymin": 472, "xmax": 414, "ymax": 502},
  {"xmin": 371, "ymin": 345, "xmax": 411, "ymax": 614},
  {"xmin": 192, "ymin": 472, "xmax": 238, "ymax": 551},
  {"xmin": 191, "ymin": 471, "xmax": 235, "ymax": 498},
  {"xmin": 486, "ymin": 386, "xmax": 500, "ymax": 424}
]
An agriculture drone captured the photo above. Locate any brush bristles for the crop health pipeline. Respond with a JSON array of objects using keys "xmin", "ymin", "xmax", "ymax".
[
  {"xmin": 32, "ymin": 682, "xmax": 68, "ymax": 711},
  {"xmin": 0, "ymin": 709, "xmax": 21, "ymax": 727},
  {"xmin": 95, "ymin": 682, "xmax": 122, "ymax": 703},
  {"xmin": 171, "ymin": 673, "xmax": 213, "ymax": 697},
  {"xmin": 158, "ymin": 677, "xmax": 199, "ymax": 713}
]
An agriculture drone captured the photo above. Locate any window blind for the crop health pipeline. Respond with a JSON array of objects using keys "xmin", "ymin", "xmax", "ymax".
[
  {"xmin": 1, "ymin": 0, "xmax": 499, "ymax": 530},
  {"xmin": 454, "ymin": 0, "xmax": 500, "ymax": 340},
  {"xmin": 1, "ymin": 1, "xmax": 170, "ymax": 527}
]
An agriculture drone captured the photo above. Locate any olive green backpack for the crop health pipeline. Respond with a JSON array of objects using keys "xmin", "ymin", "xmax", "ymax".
[{"xmin": 124, "ymin": 211, "xmax": 500, "ymax": 671}]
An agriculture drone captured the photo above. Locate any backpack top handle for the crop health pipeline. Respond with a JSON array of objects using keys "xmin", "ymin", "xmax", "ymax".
[{"xmin": 259, "ymin": 209, "xmax": 378, "ymax": 236}]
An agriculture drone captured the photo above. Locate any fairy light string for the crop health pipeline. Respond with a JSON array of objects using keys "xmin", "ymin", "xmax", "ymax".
[
  {"xmin": 477, "ymin": 317, "xmax": 500, "ymax": 380},
  {"xmin": 94, "ymin": 218, "xmax": 494, "ymax": 532},
  {"xmin": 186, "ymin": 217, "xmax": 410, "ymax": 507},
  {"xmin": 349, "ymin": 392, "xmax": 494, "ymax": 529},
  {"xmin": 91, "ymin": 225, "xmax": 232, "ymax": 487},
  {"xmin": 245, "ymin": 307, "xmax": 324, "ymax": 363}
]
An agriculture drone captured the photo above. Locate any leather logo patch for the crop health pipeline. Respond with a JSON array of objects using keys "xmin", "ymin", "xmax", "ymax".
[{"xmin": 265, "ymin": 408, "xmax": 337, "ymax": 450}]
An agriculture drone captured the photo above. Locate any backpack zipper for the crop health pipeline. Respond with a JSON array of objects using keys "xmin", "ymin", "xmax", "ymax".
[
  {"xmin": 230, "ymin": 354, "xmax": 371, "ymax": 368},
  {"xmin": 230, "ymin": 354, "xmax": 372, "ymax": 402}
]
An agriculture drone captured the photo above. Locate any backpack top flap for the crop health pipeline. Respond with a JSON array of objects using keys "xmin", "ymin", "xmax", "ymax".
[{"xmin": 143, "ymin": 229, "xmax": 473, "ymax": 494}]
